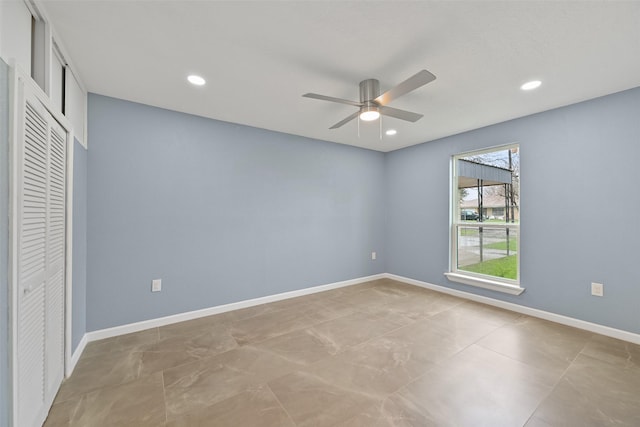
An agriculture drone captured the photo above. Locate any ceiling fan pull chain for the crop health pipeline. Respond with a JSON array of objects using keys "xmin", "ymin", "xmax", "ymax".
[
  {"xmin": 379, "ymin": 115, "xmax": 382, "ymax": 140},
  {"xmin": 357, "ymin": 115, "xmax": 360, "ymax": 138}
]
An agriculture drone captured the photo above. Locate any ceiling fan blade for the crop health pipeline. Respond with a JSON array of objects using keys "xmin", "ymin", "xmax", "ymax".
[
  {"xmin": 374, "ymin": 70, "xmax": 436, "ymax": 106},
  {"xmin": 379, "ymin": 106, "xmax": 423, "ymax": 122},
  {"xmin": 303, "ymin": 93, "xmax": 362, "ymax": 107},
  {"xmin": 329, "ymin": 111, "xmax": 360, "ymax": 129}
]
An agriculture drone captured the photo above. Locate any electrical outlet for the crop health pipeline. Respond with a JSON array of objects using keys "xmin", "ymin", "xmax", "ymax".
[
  {"xmin": 371, "ymin": 251, "xmax": 377, "ymax": 260},
  {"xmin": 591, "ymin": 282, "xmax": 604, "ymax": 297},
  {"xmin": 152, "ymin": 279, "xmax": 162, "ymax": 292}
]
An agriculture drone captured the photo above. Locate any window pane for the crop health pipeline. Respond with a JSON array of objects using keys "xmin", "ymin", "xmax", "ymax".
[
  {"xmin": 51, "ymin": 48, "xmax": 65, "ymax": 113},
  {"xmin": 457, "ymin": 148, "xmax": 519, "ymax": 225},
  {"xmin": 457, "ymin": 226, "xmax": 518, "ymax": 280}
]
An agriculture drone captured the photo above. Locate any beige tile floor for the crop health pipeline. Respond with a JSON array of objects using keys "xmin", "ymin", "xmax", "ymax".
[{"xmin": 44, "ymin": 279, "xmax": 640, "ymax": 427}]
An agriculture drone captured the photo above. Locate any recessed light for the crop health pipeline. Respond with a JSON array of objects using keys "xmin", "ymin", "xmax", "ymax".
[
  {"xmin": 520, "ymin": 80, "xmax": 541, "ymax": 91},
  {"xmin": 187, "ymin": 75, "xmax": 206, "ymax": 86},
  {"xmin": 385, "ymin": 129, "xmax": 397, "ymax": 136}
]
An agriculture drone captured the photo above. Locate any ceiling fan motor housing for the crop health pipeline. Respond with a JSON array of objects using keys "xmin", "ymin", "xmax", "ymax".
[{"xmin": 359, "ymin": 79, "xmax": 380, "ymax": 103}]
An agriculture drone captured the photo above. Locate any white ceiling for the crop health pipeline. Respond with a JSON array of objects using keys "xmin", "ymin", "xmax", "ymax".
[{"xmin": 41, "ymin": 1, "xmax": 640, "ymax": 152}]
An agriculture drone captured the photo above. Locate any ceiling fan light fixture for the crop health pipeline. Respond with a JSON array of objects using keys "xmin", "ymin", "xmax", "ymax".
[{"xmin": 359, "ymin": 106, "xmax": 380, "ymax": 121}]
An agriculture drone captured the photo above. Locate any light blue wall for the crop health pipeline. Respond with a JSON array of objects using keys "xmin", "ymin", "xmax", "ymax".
[
  {"xmin": 386, "ymin": 86, "xmax": 640, "ymax": 334},
  {"xmin": 72, "ymin": 138, "xmax": 87, "ymax": 350},
  {"xmin": 0, "ymin": 58, "xmax": 10, "ymax": 427},
  {"xmin": 87, "ymin": 94, "xmax": 386, "ymax": 331},
  {"xmin": 85, "ymin": 87, "xmax": 640, "ymax": 336}
]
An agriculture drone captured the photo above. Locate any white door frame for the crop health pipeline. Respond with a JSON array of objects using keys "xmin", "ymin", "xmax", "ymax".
[{"xmin": 8, "ymin": 63, "xmax": 74, "ymax": 426}]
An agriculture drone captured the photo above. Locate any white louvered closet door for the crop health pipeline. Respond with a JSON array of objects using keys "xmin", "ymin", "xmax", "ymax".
[
  {"xmin": 45, "ymin": 118, "xmax": 66, "ymax": 401},
  {"xmin": 16, "ymin": 80, "xmax": 67, "ymax": 427}
]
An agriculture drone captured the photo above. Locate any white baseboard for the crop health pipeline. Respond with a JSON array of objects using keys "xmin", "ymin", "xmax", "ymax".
[
  {"xmin": 73, "ymin": 271, "xmax": 640, "ymax": 369},
  {"xmin": 67, "ymin": 333, "xmax": 88, "ymax": 376},
  {"xmin": 84, "ymin": 273, "xmax": 385, "ymax": 343},
  {"xmin": 385, "ymin": 273, "xmax": 640, "ymax": 345}
]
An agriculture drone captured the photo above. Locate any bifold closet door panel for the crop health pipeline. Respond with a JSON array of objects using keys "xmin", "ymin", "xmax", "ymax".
[
  {"xmin": 45, "ymin": 120, "xmax": 66, "ymax": 398},
  {"xmin": 17, "ymin": 95, "xmax": 49, "ymax": 427},
  {"xmin": 16, "ymin": 82, "xmax": 67, "ymax": 427}
]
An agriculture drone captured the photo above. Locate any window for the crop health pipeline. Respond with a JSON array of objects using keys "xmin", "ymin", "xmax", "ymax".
[
  {"xmin": 31, "ymin": 14, "xmax": 46, "ymax": 90},
  {"xmin": 51, "ymin": 42, "xmax": 66, "ymax": 114},
  {"xmin": 446, "ymin": 144, "xmax": 523, "ymax": 295},
  {"xmin": 492, "ymin": 207, "xmax": 505, "ymax": 217}
]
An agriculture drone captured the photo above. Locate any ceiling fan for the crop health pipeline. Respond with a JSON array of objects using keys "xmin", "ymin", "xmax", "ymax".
[{"xmin": 303, "ymin": 70, "xmax": 436, "ymax": 129}]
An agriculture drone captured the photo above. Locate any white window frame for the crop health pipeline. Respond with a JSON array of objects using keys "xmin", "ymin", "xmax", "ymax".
[{"xmin": 445, "ymin": 143, "xmax": 524, "ymax": 295}]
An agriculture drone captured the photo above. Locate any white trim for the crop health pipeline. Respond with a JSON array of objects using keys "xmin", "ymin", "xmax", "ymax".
[
  {"xmin": 444, "ymin": 272, "xmax": 525, "ymax": 295},
  {"xmin": 22, "ymin": 0, "xmax": 89, "ymax": 148},
  {"xmin": 67, "ymin": 333, "xmax": 87, "ymax": 376},
  {"xmin": 8, "ymin": 61, "xmax": 20, "ymax": 427},
  {"xmin": 31, "ymin": 0, "xmax": 87, "ymax": 92},
  {"xmin": 386, "ymin": 273, "xmax": 640, "ymax": 345},
  {"xmin": 454, "ymin": 142, "xmax": 521, "ymax": 159},
  {"xmin": 64, "ymin": 128, "xmax": 74, "ymax": 377},
  {"xmin": 85, "ymin": 274, "xmax": 385, "ymax": 342}
]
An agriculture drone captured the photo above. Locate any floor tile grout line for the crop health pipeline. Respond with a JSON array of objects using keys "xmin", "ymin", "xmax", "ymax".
[
  {"xmin": 473, "ymin": 324, "xmax": 596, "ymax": 426},
  {"xmin": 64, "ymin": 322, "xmax": 231, "ymax": 408},
  {"xmin": 265, "ymin": 382, "xmax": 298, "ymax": 427},
  {"xmin": 52, "ymin": 359, "xmax": 153, "ymax": 406},
  {"xmin": 389, "ymin": 333, "xmax": 558, "ymax": 427},
  {"xmin": 473, "ymin": 318, "xmax": 597, "ymax": 372},
  {"xmin": 268, "ymin": 369, "xmax": 387, "ymax": 424},
  {"xmin": 297, "ymin": 314, "xmax": 423, "ymax": 371},
  {"xmin": 380, "ymin": 312, "xmax": 529, "ymax": 409},
  {"xmin": 230, "ymin": 296, "xmax": 398, "ymax": 348},
  {"xmin": 279, "ymin": 309, "xmax": 471, "ymax": 406},
  {"xmin": 229, "ymin": 299, "xmax": 363, "ymax": 346},
  {"xmin": 162, "ymin": 377, "xmax": 296, "ymax": 425},
  {"xmin": 75, "ymin": 288, "xmax": 486, "ymax": 378},
  {"xmin": 520, "ymin": 347, "xmax": 582, "ymax": 427},
  {"xmin": 56, "ymin": 279, "xmax": 640, "ymax": 426},
  {"xmin": 82, "ymin": 284, "xmax": 413, "ymax": 361},
  {"xmin": 161, "ymin": 368, "xmax": 168, "ymax": 424},
  {"xmin": 271, "ymin": 289, "xmax": 478, "ymax": 373}
]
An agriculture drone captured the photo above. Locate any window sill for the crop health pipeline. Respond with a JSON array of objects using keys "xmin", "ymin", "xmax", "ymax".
[{"xmin": 444, "ymin": 272, "xmax": 525, "ymax": 295}]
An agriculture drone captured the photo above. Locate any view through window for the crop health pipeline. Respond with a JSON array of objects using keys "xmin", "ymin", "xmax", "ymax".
[{"xmin": 452, "ymin": 145, "xmax": 520, "ymax": 284}]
